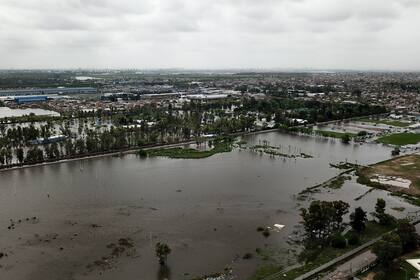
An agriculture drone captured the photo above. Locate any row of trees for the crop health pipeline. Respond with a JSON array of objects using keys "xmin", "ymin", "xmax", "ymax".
[{"xmin": 0, "ymin": 98, "xmax": 387, "ymax": 167}]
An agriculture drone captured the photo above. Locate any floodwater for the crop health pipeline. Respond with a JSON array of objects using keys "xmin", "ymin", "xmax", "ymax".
[
  {"xmin": 0, "ymin": 131, "xmax": 417, "ymax": 280},
  {"xmin": 0, "ymin": 107, "xmax": 60, "ymax": 118}
]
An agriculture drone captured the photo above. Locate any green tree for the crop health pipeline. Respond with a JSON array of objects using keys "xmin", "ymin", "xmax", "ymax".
[
  {"xmin": 15, "ymin": 147, "xmax": 24, "ymax": 164},
  {"xmin": 396, "ymin": 219, "xmax": 418, "ymax": 253},
  {"xmin": 300, "ymin": 200, "xmax": 349, "ymax": 244},
  {"xmin": 350, "ymin": 207, "xmax": 367, "ymax": 232},
  {"xmin": 372, "ymin": 233, "xmax": 402, "ymax": 268},
  {"xmin": 373, "ymin": 198, "xmax": 394, "ymax": 225},
  {"xmin": 155, "ymin": 242, "xmax": 171, "ymax": 265}
]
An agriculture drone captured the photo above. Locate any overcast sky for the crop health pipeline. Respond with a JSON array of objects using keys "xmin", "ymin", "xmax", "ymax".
[{"xmin": 0, "ymin": 0, "xmax": 420, "ymax": 70}]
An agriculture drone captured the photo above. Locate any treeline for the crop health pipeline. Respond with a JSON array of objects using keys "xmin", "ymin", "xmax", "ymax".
[{"xmin": 0, "ymin": 99, "xmax": 387, "ymax": 167}]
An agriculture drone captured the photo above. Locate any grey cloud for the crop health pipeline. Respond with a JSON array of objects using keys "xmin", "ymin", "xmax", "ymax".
[{"xmin": 0, "ymin": 0, "xmax": 419, "ymax": 70}]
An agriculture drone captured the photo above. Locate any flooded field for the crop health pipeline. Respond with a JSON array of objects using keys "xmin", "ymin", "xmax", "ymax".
[
  {"xmin": 0, "ymin": 131, "xmax": 417, "ymax": 280},
  {"xmin": 0, "ymin": 107, "xmax": 60, "ymax": 118}
]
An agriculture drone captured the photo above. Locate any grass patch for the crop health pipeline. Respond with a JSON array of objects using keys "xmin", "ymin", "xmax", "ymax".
[
  {"xmin": 377, "ymin": 133, "xmax": 420, "ymax": 146},
  {"xmin": 359, "ymin": 118, "xmax": 412, "ymax": 128},
  {"xmin": 250, "ymin": 264, "xmax": 284, "ymax": 280},
  {"xmin": 315, "ymin": 130, "xmax": 356, "ymax": 139}
]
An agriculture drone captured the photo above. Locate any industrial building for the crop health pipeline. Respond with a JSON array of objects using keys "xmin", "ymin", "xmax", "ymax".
[
  {"xmin": 0, "ymin": 87, "xmax": 97, "ymax": 97},
  {"xmin": 14, "ymin": 96, "xmax": 49, "ymax": 104}
]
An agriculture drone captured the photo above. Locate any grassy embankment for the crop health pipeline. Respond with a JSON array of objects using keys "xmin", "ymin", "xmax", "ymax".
[
  {"xmin": 377, "ymin": 133, "xmax": 420, "ymax": 146},
  {"xmin": 251, "ymin": 222, "xmax": 395, "ymax": 280},
  {"xmin": 359, "ymin": 118, "xmax": 412, "ymax": 128}
]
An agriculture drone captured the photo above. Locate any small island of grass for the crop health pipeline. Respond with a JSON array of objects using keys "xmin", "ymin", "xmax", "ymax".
[{"xmin": 143, "ymin": 136, "xmax": 234, "ymax": 159}]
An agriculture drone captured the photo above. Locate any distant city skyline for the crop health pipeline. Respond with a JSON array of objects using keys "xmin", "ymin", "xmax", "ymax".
[{"xmin": 1, "ymin": 0, "xmax": 420, "ymax": 70}]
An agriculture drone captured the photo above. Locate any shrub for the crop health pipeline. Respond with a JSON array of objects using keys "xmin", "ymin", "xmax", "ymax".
[
  {"xmin": 262, "ymin": 228, "xmax": 271, "ymax": 237},
  {"xmin": 357, "ymin": 131, "xmax": 367, "ymax": 137},
  {"xmin": 137, "ymin": 149, "xmax": 148, "ymax": 157},
  {"xmin": 347, "ymin": 233, "xmax": 360, "ymax": 245},
  {"xmin": 373, "ymin": 271, "xmax": 386, "ymax": 280},
  {"xmin": 331, "ymin": 234, "xmax": 347, "ymax": 248},
  {"xmin": 391, "ymin": 147, "xmax": 400, "ymax": 156},
  {"xmin": 243, "ymin": 253, "xmax": 253, "ymax": 259}
]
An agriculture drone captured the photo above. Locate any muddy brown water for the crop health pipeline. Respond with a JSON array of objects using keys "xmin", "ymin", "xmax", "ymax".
[{"xmin": 0, "ymin": 131, "xmax": 417, "ymax": 280}]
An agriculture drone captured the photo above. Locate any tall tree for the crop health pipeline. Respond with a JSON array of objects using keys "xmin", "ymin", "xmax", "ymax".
[
  {"xmin": 372, "ymin": 233, "xmax": 402, "ymax": 267},
  {"xmin": 15, "ymin": 147, "xmax": 24, "ymax": 164},
  {"xmin": 373, "ymin": 198, "xmax": 394, "ymax": 225},
  {"xmin": 396, "ymin": 219, "xmax": 418, "ymax": 253},
  {"xmin": 301, "ymin": 200, "xmax": 349, "ymax": 244},
  {"xmin": 350, "ymin": 207, "xmax": 367, "ymax": 232}
]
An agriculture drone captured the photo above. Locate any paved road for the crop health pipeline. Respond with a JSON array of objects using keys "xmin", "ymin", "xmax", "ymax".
[
  {"xmin": 293, "ymin": 237, "xmax": 382, "ymax": 280},
  {"xmin": 321, "ymin": 250, "xmax": 376, "ymax": 280}
]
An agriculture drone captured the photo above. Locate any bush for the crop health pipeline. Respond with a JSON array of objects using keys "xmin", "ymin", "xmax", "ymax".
[
  {"xmin": 262, "ymin": 228, "xmax": 271, "ymax": 237},
  {"xmin": 137, "ymin": 149, "xmax": 148, "ymax": 157},
  {"xmin": 391, "ymin": 147, "xmax": 400, "ymax": 156},
  {"xmin": 347, "ymin": 233, "xmax": 360, "ymax": 245},
  {"xmin": 243, "ymin": 253, "xmax": 253, "ymax": 259},
  {"xmin": 373, "ymin": 271, "xmax": 386, "ymax": 280},
  {"xmin": 341, "ymin": 134, "xmax": 351, "ymax": 144},
  {"xmin": 357, "ymin": 130, "xmax": 367, "ymax": 137},
  {"xmin": 331, "ymin": 234, "xmax": 347, "ymax": 248}
]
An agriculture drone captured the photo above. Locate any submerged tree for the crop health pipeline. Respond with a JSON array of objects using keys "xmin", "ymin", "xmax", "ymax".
[
  {"xmin": 155, "ymin": 242, "xmax": 171, "ymax": 265},
  {"xmin": 350, "ymin": 207, "xmax": 367, "ymax": 232},
  {"xmin": 373, "ymin": 198, "xmax": 394, "ymax": 226}
]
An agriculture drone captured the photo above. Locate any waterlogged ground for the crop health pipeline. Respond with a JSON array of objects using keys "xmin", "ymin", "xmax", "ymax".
[
  {"xmin": 0, "ymin": 131, "xmax": 417, "ymax": 280},
  {"xmin": 0, "ymin": 107, "xmax": 60, "ymax": 118}
]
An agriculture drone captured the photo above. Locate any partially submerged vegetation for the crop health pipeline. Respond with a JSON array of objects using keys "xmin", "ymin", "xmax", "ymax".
[
  {"xmin": 298, "ymin": 173, "xmax": 353, "ymax": 199},
  {"xmin": 144, "ymin": 136, "xmax": 234, "ymax": 159},
  {"xmin": 329, "ymin": 161, "xmax": 360, "ymax": 170},
  {"xmin": 328, "ymin": 175, "xmax": 352, "ymax": 189},
  {"xmin": 247, "ymin": 144, "xmax": 313, "ymax": 159}
]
